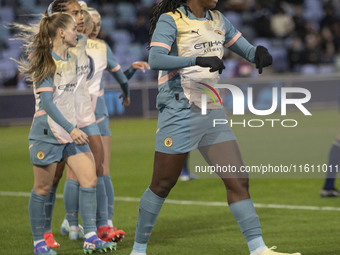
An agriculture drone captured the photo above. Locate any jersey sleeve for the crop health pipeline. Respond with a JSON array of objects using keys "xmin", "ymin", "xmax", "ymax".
[
  {"xmin": 222, "ymin": 15, "xmax": 242, "ymax": 48},
  {"xmin": 35, "ymin": 76, "xmax": 54, "ymax": 93},
  {"xmin": 229, "ymin": 36, "xmax": 256, "ymax": 63},
  {"xmin": 106, "ymin": 43, "xmax": 130, "ymax": 97},
  {"xmin": 149, "ymin": 13, "xmax": 196, "ymax": 70},
  {"xmin": 106, "ymin": 42, "xmax": 120, "ymax": 70},
  {"xmin": 222, "ymin": 15, "xmax": 256, "ymax": 63},
  {"xmin": 150, "ymin": 13, "xmax": 177, "ymax": 51},
  {"xmin": 124, "ymin": 66, "xmax": 137, "ymax": 80},
  {"xmin": 36, "ymin": 77, "xmax": 75, "ymax": 134}
]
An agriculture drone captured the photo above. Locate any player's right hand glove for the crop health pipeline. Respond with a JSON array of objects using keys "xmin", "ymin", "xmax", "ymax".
[
  {"xmin": 255, "ymin": 45, "xmax": 273, "ymax": 74},
  {"xmin": 196, "ymin": 56, "xmax": 225, "ymax": 74}
]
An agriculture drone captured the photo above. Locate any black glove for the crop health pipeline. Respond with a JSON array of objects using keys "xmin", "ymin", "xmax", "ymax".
[
  {"xmin": 255, "ymin": 46, "xmax": 273, "ymax": 74},
  {"xmin": 196, "ymin": 56, "xmax": 225, "ymax": 74}
]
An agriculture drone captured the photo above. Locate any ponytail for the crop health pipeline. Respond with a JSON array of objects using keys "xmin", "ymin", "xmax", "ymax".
[
  {"xmin": 32, "ymin": 16, "xmax": 56, "ymax": 84},
  {"xmin": 14, "ymin": 13, "xmax": 74, "ymax": 85}
]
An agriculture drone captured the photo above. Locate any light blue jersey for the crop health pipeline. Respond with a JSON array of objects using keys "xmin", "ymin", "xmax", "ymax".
[
  {"xmin": 150, "ymin": 6, "xmax": 255, "ymax": 110},
  {"xmin": 86, "ymin": 39, "xmax": 130, "ymax": 135},
  {"xmin": 69, "ymin": 34, "xmax": 98, "ymax": 132},
  {"xmin": 29, "ymin": 51, "xmax": 77, "ymax": 144},
  {"xmin": 150, "ymin": 7, "xmax": 257, "ymax": 153}
]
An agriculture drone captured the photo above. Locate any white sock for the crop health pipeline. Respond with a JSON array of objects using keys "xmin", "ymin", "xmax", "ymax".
[
  {"xmin": 34, "ymin": 239, "xmax": 45, "ymax": 246},
  {"xmin": 251, "ymin": 246, "xmax": 267, "ymax": 255},
  {"xmin": 84, "ymin": 231, "xmax": 97, "ymax": 239},
  {"xmin": 107, "ymin": 219, "xmax": 113, "ymax": 227},
  {"xmin": 69, "ymin": 225, "xmax": 79, "ymax": 232}
]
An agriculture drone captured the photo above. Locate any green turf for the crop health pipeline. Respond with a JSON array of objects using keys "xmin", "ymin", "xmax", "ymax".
[{"xmin": 1, "ymin": 110, "xmax": 340, "ymax": 254}]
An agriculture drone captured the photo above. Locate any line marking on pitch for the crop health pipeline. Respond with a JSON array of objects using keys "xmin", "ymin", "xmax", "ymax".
[{"xmin": 1, "ymin": 191, "xmax": 340, "ymax": 212}]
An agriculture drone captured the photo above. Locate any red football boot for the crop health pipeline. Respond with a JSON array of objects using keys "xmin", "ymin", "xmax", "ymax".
[{"xmin": 44, "ymin": 232, "xmax": 60, "ymax": 248}]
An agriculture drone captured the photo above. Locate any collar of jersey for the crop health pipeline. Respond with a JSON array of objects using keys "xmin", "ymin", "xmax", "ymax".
[
  {"xmin": 51, "ymin": 50, "xmax": 70, "ymax": 62},
  {"xmin": 179, "ymin": 5, "xmax": 212, "ymax": 21}
]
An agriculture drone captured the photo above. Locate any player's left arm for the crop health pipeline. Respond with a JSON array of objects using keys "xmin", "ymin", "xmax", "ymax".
[
  {"xmin": 124, "ymin": 61, "xmax": 150, "ymax": 80},
  {"xmin": 106, "ymin": 42, "xmax": 130, "ymax": 105},
  {"xmin": 222, "ymin": 15, "xmax": 272, "ymax": 74}
]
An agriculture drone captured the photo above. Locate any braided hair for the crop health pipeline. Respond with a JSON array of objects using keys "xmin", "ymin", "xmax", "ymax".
[
  {"xmin": 45, "ymin": 0, "xmax": 78, "ymax": 16},
  {"xmin": 149, "ymin": 0, "xmax": 187, "ymax": 40}
]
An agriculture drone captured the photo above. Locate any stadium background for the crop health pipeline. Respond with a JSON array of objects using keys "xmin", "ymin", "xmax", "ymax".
[{"xmin": 1, "ymin": 0, "xmax": 340, "ymax": 254}]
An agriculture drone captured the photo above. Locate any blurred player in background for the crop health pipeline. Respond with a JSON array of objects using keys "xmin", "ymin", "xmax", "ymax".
[
  {"xmin": 14, "ymin": 11, "xmax": 115, "ymax": 254},
  {"xmin": 130, "ymin": 1, "xmax": 300, "ymax": 255},
  {"xmin": 86, "ymin": 5, "xmax": 150, "ymax": 238},
  {"xmin": 320, "ymin": 88, "xmax": 340, "ymax": 197},
  {"xmin": 179, "ymin": 153, "xmax": 198, "ymax": 181}
]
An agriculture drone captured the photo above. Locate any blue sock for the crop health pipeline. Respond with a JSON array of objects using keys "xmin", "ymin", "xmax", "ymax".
[
  {"xmin": 323, "ymin": 140, "xmax": 340, "ymax": 190},
  {"xmin": 103, "ymin": 175, "xmax": 114, "ymax": 223},
  {"xmin": 79, "ymin": 187, "xmax": 97, "ymax": 234},
  {"xmin": 96, "ymin": 176, "xmax": 108, "ymax": 228},
  {"xmin": 44, "ymin": 184, "xmax": 58, "ymax": 233},
  {"xmin": 29, "ymin": 190, "xmax": 47, "ymax": 241},
  {"xmin": 64, "ymin": 179, "xmax": 79, "ymax": 227},
  {"xmin": 229, "ymin": 198, "xmax": 265, "ymax": 253},
  {"xmin": 133, "ymin": 187, "xmax": 165, "ymax": 253}
]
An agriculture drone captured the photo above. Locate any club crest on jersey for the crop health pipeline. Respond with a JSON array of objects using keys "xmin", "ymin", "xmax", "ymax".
[
  {"xmin": 37, "ymin": 151, "xmax": 45, "ymax": 160},
  {"xmin": 214, "ymin": 30, "xmax": 223, "ymax": 36},
  {"xmin": 164, "ymin": 137, "xmax": 173, "ymax": 147}
]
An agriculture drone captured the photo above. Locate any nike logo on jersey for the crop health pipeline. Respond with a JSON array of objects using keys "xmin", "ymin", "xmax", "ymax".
[
  {"xmin": 56, "ymin": 72, "xmax": 62, "ymax": 77},
  {"xmin": 191, "ymin": 29, "xmax": 199, "ymax": 35}
]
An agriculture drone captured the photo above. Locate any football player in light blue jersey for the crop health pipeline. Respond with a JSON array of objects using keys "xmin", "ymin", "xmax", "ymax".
[
  {"xmin": 86, "ymin": 7, "xmax": 150, "ymax": 241},
  {"xmin": 46, "ymin": 1, "xmax": 147, "ymax": 246},
  {"xmin": 42, "ymin": 0, "xmax": 120, "ymax": 249},
  {"xmin": 130, "ymin": 1, "xmax": 300, "ymax": 255},
  {"xmin": 14, "ymin": 12, "xmax": 115, "ymax": 255}
]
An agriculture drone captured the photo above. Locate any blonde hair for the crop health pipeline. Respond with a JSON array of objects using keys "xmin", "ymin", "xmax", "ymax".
[
  {"xmin": 87, "ymin": 7, "xmax": 101, "ymax": 19},
  {"xmin": 15, "ymin": 13, "xmax": 74, "ymax": 85},
  {"xmin": 78, "ymin": 1, "xmax": 88, "ymax": 10},
  {"xmin": 83, "ymin": 9, "xmax": 93, "ymax": 34}
]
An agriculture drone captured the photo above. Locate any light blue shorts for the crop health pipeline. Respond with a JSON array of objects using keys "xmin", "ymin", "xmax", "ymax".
[
  {"xmin": 62, "ymin": 142, "xmax": 91, "ymax": 159},
  {"xmin": 94, "ymin": 95, "xmax": 111, "ymax": 136},
  {"xmin": 81, "ymin": 122, "xmax": 101, "ymax": 136},
  {"xmin": 155, "ymin": 105, "xmax": 236, "ymax": 154},
  {"xmin": 96, "ymin": 116, "xmax": 111, "ymax": 136},
  {"xmin": 29, "ymin": 140, "xmax": 91, "ymax": 166}
]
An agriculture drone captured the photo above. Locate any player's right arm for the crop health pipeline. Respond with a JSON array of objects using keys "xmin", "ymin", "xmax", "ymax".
[
  {"xmin": 221, "ymin": 15, "xmax": 272, "ymax": 73},
  {"xmin": 37, "ymin": 77, "xmax": 88, "ymax": 144},
  {"xmin": 149, "ymin": 13, "xmax": 196, "ymax": 70},
  {"xmin": 149, "ymin": 13, "xmax": 224, "ymax": 73},
  {"xmin": 106, "ymin": 43, "xmax": 130, "ymax": 99}
]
